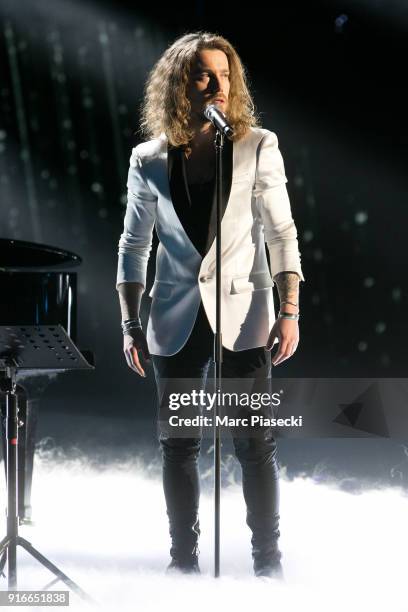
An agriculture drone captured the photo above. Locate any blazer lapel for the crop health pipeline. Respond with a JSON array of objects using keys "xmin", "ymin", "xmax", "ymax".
[{"xmin": 167, "ymin": 144, "xmax": 201, "ymax": 256}]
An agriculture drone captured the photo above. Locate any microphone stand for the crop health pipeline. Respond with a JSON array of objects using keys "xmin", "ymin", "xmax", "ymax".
[{"xmin": 213, "ymin": 128, "xmax": 224, "ymax": 578}]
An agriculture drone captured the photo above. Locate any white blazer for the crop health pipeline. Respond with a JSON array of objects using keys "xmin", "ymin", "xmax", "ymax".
[{"xmin": 116, "ymin": 127, "xmax": 305, "ymax": 356}]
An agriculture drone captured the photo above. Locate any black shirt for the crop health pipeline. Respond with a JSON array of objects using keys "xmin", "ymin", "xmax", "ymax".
[
  {"xmin": 184, "ymin": 177, "xmax": 215, "ymax": 257},
  {"xmin": 168, "ymin": 138, "xmax": 232, "ymax": 259}
]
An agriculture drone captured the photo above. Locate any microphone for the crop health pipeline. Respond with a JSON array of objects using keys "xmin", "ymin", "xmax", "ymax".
[{"xmin": 204, "ymin": 104, "xmax": 234, "ymax": 138}]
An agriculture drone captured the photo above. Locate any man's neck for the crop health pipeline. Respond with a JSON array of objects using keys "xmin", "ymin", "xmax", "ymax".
[
  {"xmin": 190, "ymin": 133, "xmax": 215, "ymax": 154},
  {"xmin": 189, "ymin": 118, "xmax": 215, "ymax": 147}
]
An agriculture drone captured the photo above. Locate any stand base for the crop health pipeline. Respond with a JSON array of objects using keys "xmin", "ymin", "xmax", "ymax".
[{"xmin": 0, "ymin": 535, "xmax": 93, "ymax": 603}]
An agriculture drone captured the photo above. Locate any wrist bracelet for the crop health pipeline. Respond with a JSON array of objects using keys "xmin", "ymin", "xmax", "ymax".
[
  {"xmin": 280, "ymin": 300, "xmax": 299, "ymax": 308},
  {"xmin": 278, "ymin": 311, "xmax": 300, "ymax": 321},
  {"xmin": 121, "ymin": 318, "xmax": 142, "ymax": 334}
]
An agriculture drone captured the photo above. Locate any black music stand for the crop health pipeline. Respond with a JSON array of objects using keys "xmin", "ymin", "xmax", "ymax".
[{"xmin": 0, "ymin": 325, "xmax": 94, "ymax": 601}]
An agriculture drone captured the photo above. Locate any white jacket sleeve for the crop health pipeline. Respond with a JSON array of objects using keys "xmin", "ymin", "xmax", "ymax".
[
  {"xmin": 116, "ymin": 147, "xmax": 158, "ymax": 290},
  {"xmin": 253, "ymin": 130, "xmax": 305, "ymax": 283}
]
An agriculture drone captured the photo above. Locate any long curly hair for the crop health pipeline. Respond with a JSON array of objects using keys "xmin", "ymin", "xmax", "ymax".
[{"xmin": 139, "ymin": 31, "xmax": 260, "ymax": 147}]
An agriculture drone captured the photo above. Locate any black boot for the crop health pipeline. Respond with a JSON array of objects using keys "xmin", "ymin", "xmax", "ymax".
[
  {"xmin": 254, "ymin": 558, "xmax": 284, "ymax": 580},
  {"xmin": 166, "ymin": 555, "xmax": 201, "ymax": 575},
  {"xmin": 166, "ymin": 542, "xmax": 201, "ymax": 575},
  {"xmin": 252, "ymin": 530, "xmax": 283, "ymax": 579},
  {"xmin": 165, "ymin": 512, "xmax": 201, "ymax": 575}
]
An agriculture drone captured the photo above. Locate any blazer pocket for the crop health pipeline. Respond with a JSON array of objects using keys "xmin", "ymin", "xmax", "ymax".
[
  {"xmin": 230, "ymin": 272, "xmax": 274, "ymax": 294},
  {"xmin": 148, "ymin": 280, "xmax": 174, "ymax": 300}
]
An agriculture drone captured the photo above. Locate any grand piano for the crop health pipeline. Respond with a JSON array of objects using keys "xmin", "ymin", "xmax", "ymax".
[{"xmin": 0, "ymin": 238, "xmax": 85, "ymax": 522}]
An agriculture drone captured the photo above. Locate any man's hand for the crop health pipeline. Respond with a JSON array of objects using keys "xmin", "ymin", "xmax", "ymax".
[
  {"xmin": 123, "ymin": 328, "xmax": 151, "ymax": 377},
  {"xmin": 266, "ymin": 318, "xmax": 299, "ymax": 366}
]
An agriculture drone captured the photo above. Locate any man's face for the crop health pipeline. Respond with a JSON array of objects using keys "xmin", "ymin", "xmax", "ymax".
[{"xmin": 186, "ymin": 49, "xmax": 230, "ymax": 123}]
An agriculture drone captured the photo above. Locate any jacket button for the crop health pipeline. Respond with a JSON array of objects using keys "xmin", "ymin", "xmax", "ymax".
[{"xmin": 199, "ymin": 276, "xmax": 207, "ymax": 283}]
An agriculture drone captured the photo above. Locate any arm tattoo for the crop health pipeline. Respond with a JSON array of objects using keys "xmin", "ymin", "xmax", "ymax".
[{"xmin": 273, "ymin": 271, "xmax": 300, "ymax": 306}]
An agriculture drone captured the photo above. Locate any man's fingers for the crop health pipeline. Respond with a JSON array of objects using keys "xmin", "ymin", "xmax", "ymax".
[
  {"xmin": 271, "ymin": 340, "xmax": 288, "ymax": 366},
  {"xmin": 124, "ymin": 351, "xmax": 134, "ymax": 371},
  {"xmin": 124, "ymin": 344, "xmax": 147, "ymax": 377},
  {"xmin": 131, "ymin": 347, "xmax": 146, "ymax": 377},
  {"xmin": 272, "ymin": 340, "xmax": 298, "ymax": 366},
  {"xmin": 123, "ymin": 329, "xmax": 151, "ymax": 376},
  {"xmin": 124, "ymin": 348, "xmax": 139, "ymax": 374}
]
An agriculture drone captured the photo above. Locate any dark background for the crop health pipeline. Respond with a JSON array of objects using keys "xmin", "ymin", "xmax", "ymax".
[{"xmin": 0, "ymin": 0, "xmax": 407, "ymax": 482}]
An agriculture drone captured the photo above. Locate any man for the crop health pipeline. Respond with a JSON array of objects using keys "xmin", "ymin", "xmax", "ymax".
[{"xmin": 116, "ymin": 32, "xmax": 305, "ymax": 578}]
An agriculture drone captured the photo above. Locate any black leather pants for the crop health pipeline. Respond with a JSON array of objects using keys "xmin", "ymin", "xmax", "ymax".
[{"xmin": 152, "ymin": 301, "xmax": 281, "ymax": 571}]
